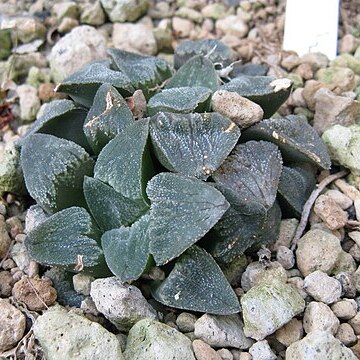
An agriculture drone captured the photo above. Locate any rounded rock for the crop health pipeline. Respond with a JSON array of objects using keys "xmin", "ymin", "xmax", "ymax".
[
  {"xmin": 249, "ymin": 340, "xmax": 276, "ymax": 360},
  {"xmin": 331, "ymin": 299, "xmax": 357, "ymax": 320},
  {"xmin": 276, "ymin": 246, "xmax": 295, "ymax": 270},
  {"xmin": 335, "ymin": 323, "xmax": 357, "ymax": 347},
  {"xmin": 176, "ymin": 312, "xmax": 197, "ymax": 333},
  {"xmin": 100, "ymin": 0, "xmax": 149, "ymax": 22},
  {"xmin": 192, "ymin": 339, "xmax": 222, "ymax": 360},
  {"xmin": 275, "ymin": 318, "xmax": 304, "ymax": 347}
]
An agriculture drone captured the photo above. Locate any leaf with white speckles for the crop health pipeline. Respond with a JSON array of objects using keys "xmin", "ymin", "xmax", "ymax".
[
  {"xmin": 21, "ymin": 134, "xmax": 95, "ymax": 214},
  {"xmin": 101, "ymin": 214, "xmax": 152, "ymax": 282},
  {"xmin": 146, "ymin": 173, "xmax": 229, "ymax": 265},
  {"xmin": 147, "ymin": 87, "xmax": 212, "ymax": 116},
  {"xmin": 151, "ymin": 245, "xmax": 240, "ymax": 314},
  {"xmin": 149, "ymin": 112, "xmax": 240, "ymax": 180},
  {"xmin": 26, "ymin": 207, "xmax": 109, "ymax": 277},
  {"xmin": 241, "ymin": 115, "xmax": 331, "ymax": 169}
]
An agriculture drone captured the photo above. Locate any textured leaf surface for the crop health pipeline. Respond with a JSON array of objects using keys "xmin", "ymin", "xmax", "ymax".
[
  {"xmin": 151, "ymin": 246, "xmax": 240, "ymax": 314},
  {"xmin": 174, "ymin": 39, "xmax": 232, "ymax": 69},
  {"xmin": 277, "ymin": 164, "xmax": 316, "ymax": 218},
  {"xmin": 146, "ymin": 173, "xmax": 229, "ymax": 265},
  {"xmin": 21, "ymin": 99, "xmax": 90, "ymax": 152},
  {"xmin": 94, "ymin": 119, "xmax": 153, "ymax": 202},
  {"xmin": 229, "ymin": 63, "xmax": 268, "ymax": 78},
  {"xmin": 21, "ymin": 134, "xmax": 94, "ymax": 214},
  {"xmin": 83, "ymin": 83, "xmax": 134, "ymax": 154},
  {"xmin": 166, "ymin": 55, "xmax": 219, "ymax": 91},
  {"xmin": 213, "ymin": 141, "xmax": 283, "ymax": 210},
  {"xmin": 108, "ymin": 48, "xmax": 172, "ymax": 97},
  {"xmin": 150, "ymin": 112, "xmax": 240, "ymax": 179},
  {"xmin": 222, "ymin": 76, "xmax": 292, "ymax": 118},
  {"xmin": 101, "ymin": 214, "xmax": 151, "ymax": 282},
  {"xmin": 147, "ymin": 87, "xmax": 212, "ymax": 116},
  {"xmin": 83, "ymin": 176, "xmax": 149, "ymax": 231},
  {"xmin": 26, "ymin": 207, "xmax": 108, "ymax": 276},
  {"xmin": 241, "ymin": 115, "xmax": 331, "ymax": 169},
  {"xmin": 56, "ymin": 62, "xmax": 135, "ymax": 107}
]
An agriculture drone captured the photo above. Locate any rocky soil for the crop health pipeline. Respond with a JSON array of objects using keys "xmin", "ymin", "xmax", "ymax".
[{"xmin": 1, "ymin": 0, "xmax": 360, "ymax": 359}]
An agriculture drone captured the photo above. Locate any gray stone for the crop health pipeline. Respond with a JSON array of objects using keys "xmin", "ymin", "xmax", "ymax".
[
  {"xmin": 10, "ymin": 242, "xmax": 31, "ymax": 273},
  {"xmin": 100, "ymin": 0, "xmax": 149, "ymax": 22},
  {"xmin": 275, "ymin": 318, "xmax": 303, "ymax": 347},
  {"xmin": 331, "ymin": 299, "xmax": 357, "ymax": 320},
  {"xmin": 72, "ymin": 274, "xmax": 94, "ymax": 296},
  {"xmin": 80, "ymin": 1, "xmax": 106, "ymax": 26},
  {"xmin": 16, "ymin": 84, "xmax": 40, "ymax": 122},
  {"xmin": 211, "ymin": 90, "xmax": 263, "ymax": 129},
  {"xmin": 112, "ymin": 23, "xmax": 157, "ymax": 56},
  {"xmin": 58, "ymin": 17, "xmax": 79, "ymax": 33},
  {"xmin": 217, "ymin": 348, "xmax": 233, "ymax": 360},
  {"xmin": 335, "ymin": 323, "xmax": 357, "ymax": 347},
  {"xmin": 90, "ymin": 277, "xmax": 157, "ymax": 331},
  {"xmin": 172, "ymin": 17, "xmax": 194, "ymax": 38},
  {"xmin": 286, "ymin": 330, "xmax": 357, "ymax": 360},
  {"xmin": 348, "ymin": 312, "xmax": 360, "ymax": 334},
  {"xmin": 176, "ymin": 7, "xmax": 203, "ymax": 23},
  {"xmin": 241, "ymin": 280, "xmax": 305, "ymax": 341},
  {"xmin": 194, "ymin": 314, "xmax": 253, "ymax": 349},
  {"xmin": 10, "ymin": 52, "xmax": 48, "ymax": 80},
  {"xmin": 316, "ymin": 66, "xmax": 356, "ymax": 92},
  {"xmin": 176, "ymin": 312, "xmax": 197, "ymax": 333},
  {"xmin": 53, "ymin": 2, "xmax": 79, "ymax": 20},
  {"xmin": 304, "ymin": 271, "xmax": 342, "ymax": 304},
  {"xmin": 201, "ymin": 3, "xmax": 228, "ymax": 20},
  {"xmin": 123, "ymin": 318, "xmax": 195, "ymax": 360},
  {"xmin": 303, "ymin": 301, "xmax": 339, "ymax": 335},
  {"xmin": 295, "ymin": 229, "xmax": 342, "ymax": 276},
  {"xmin": 276, "ymin": 246, "xmax": 295, "ymax": 269},
  {"xmin": 300, "ymin": 52, "xmax": 329, "ymax": 71},
  {"xmin": 216, "ymin": 15, "xmax": 249, "ymax": 38},
  {"xmin": 192, "ymin": 339, "xmax": 222, "ymax": 360},
  {"xmin": 33, "ymin": 306, "xmax": 123, "ymax": 360},
  {"xmin": 271, "ymin": 218, "xmax": 299, "ymax": 251},
  {"xmin": 325, "ymin": 189, "xmax": 353, "ymax": 210},
  {"xmin": 340, "ymin": 34, "xmax": 360, "ymax": 54},
  {"xmin": 49, "ymin": 25, "xmax": 107, "ymax": 83},
  {"xmin": 249, "ymin": 340, "xmax": 276, "ymax": 360},
  {"xmin": 0, "ymin": 299, "xmax": 26, "ymax": 352},
  {"xmin": 333, "ymin": 251, "xmax": 357, "ymax": 274},
  {"xmin": 331, "ymin": 54, "xmax": 360, "ymax": 75}
]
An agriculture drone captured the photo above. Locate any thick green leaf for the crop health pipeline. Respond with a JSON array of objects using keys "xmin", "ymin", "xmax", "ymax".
[
  {"xmin": 21, "ymin": 134, "xmax": 94, "ymax": 214},
  {"xmin": 241, "ymin": 115, "xmax": 331, "ymax": 169},
  {"xmin": 20, "ymin": 99, "xmax": 91, "ymax": 153},
  {"xmin": 147, "ymin": 87, "xmax": 212, "ymax": 116},
  {"xmin": 150, "ymin": 112, "xmax": 240, "ymax": 180},
  {"xmin": 83, "ymin": 176, "xmax": 149, "ymax": 231},
  {"xmin": 151, "ymin": 245, "xmax": 240, "ymax": 314},
  {"xmin": 277, "ymin": 164, "xmax": 316, "ymax": 218},
  {"xmin": 94, "ymin": 119, "xmax": 153, "ymax": 202},
  {"xmin": 83, "ymin": 83, "xmax": 134, "ymax": 154},
  {"xmin": 56, "ymin": 62, "xmax": 135, "ymax": 107},
  {"xmin": 174, "ymin": 39, "xmax": 232, "ymax": 70},
  {"xmin": 222, "ymin": 76, "xmax": 293, "ymax": 118},
  {"xmin": 108, "ymin": 48, "xmax": 173, "ymax": 98},
  {"xmin": 26, "ymin": 207, "xmax": 109, "ymax": 276},
  {"xmin": 146, "ymin": 173, "xmax": 229, "ymax": 265},
  {"xmin": 213, "ymin": 141, "xmax": 283, "ymax": 210},
  {"xmin": 229, "ymin": 63, "xmax": 268, "ymax": 78},
  {"xmin": 166, "ymin": 55, "xmax": 219, "ymax": 91},
  {"xmin": 101, "ymin": 214, "xmax": 151, "ymax": 282}
]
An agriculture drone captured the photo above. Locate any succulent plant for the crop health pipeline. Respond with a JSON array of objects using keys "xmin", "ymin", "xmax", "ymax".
[{"xmin": 17, "ymin": 39, "xmax": 331, "ymax": 315}]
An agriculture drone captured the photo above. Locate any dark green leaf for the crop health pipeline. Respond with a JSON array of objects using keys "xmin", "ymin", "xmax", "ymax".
[
  {"xmin": 166, "ymin": 55, "xmax": 219, "ymax": 91},
  {"xmin": 213, "ymin": 141, "xmax": 283, "ymax": 210},
  {"xmin": 26, "ymin": 207, "xmax": 109, "ymax": 277},
  {"xmin": 56, "ymin": 62, "xmax": 135, "ymax": 107},
  {"xmin": 150, "ymin": 112, "xmax": 240, "ymax": 179},
  {"xmin": 83, "ymin": 176, "xmax": 149, "ymax": 231},
  {"xmin": 101, "ymin": 214, "xmax": 151, "ymax": 282},
  {"xmin": 222, "ymin": 76, "xmax": 293, "ymax": 118},
  {"xmin": 146, "ymin": 173, "xmax": 229, "ymax": 265},
  {"xmin": 147, "ymin": 87, "xmax": 212, "ymax": 116},
  {"xmin": 151, "ymin": 245, "xmax": 240, "ymax": 314},
  {"xmin": 241, "ymin": 115, "xmax": 331, "ymax": 169},
  {"xmin": 94, "ymin": 119, "xmax": 153, "ymax": 202},
  {"xmin": 229, "ymin": 63, "xmax": 268, "ymax": 78},
  {"xmin": 83, "ymin": 83, "xmax": 134, "ymax": 154},
  {"xmin": 21, "ymin": 134, "xmax": 94, "ymax": 214},
  {"xmin": 174, "ymin": 39, "xmax": 232, "ymax": 70}
]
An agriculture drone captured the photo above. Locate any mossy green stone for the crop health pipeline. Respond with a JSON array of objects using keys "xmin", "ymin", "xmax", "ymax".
[{"xmin": 331, "ymin": 54, "xmax": 360, "ymax": 75}]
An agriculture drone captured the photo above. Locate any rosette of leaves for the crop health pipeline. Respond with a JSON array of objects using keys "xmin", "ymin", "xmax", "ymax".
[{"xmin": 18, "ymin": 39, "xmax": 331, "ymax": 315}]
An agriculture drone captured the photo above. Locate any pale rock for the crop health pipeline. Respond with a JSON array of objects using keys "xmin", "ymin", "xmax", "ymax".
[
  {"xmin": 100, "ymin": 0, "xmax": 148, "ymax": 22},
  {"xmin": 176, "ymin": 312, "xmax": 197, "ymax": 333},
  {"xmin": 172, "ymin": 17, "xmax": 194, "ymax": 38},
  {"xmin": 33, "ymin": 306, "xmax": 123, "ymax": 359},
  {"xmin": 300, "ymin": 52, "xmax": 329, "ymax": 71},
  {"xmin": 90, "ymin": 277, "xmax": 157, "ymax": 331},
  {"xmin": 241, "ymin": 280, "xmax": 305, "ymax": 341},
  {"xmin": 124, "ymin": 318, "xmax": 195, "ymax": 360},
  {"xmin": 194, "ymin": 314, "xmax": 253, "ymax": 349},
  {"xmin": 286, "ymin": 330, "xmax": 357, "ymax": 359},
  {"xmin": 331, "ymin": 299, "xmax": 357, "ymax": 320},
  {"xmin": 271, "ymin": 218, "xmax": 298, "ymax": 251},
  {"xmin": 303, "ymin": 271, "xmax": 342, "ymax": 304},
  {"xmin": 0, "ymin": 216, "xmax": 11, "ymax": 259},
  {"xmin": 335, "ymin": 323, "xmax": 357, "ymax": 347},
  {"xmin": 176, "ymin": 7, "xmax": 203, "ymax": 23},
  {"xmin": 287, "ymin": 277, "xmax": 307, "ymax": 299},
  {"xmin": 0, "ymin": 299, "xmax": 26, "ymax": 352},
  {"xmin": 332, "ymin": 250, "xmax": 357, "ymax": 274},
  {"xmin": 0, "ymin": 271, "xmax": 14, "ymax": 297},
  {"xmin": 53, "ymin": 2, "xmax": 79, "ymax": 20},
  {"xmin": 217, "ymin": 348, "xmax": 233, "ymax": 360},
  {"xmin": 16, "ymin": 84, "xmax": 40, "ymax": 122},
  {"xmin": 316, "ymin": 67, "xmax": 356, "ymax": 92},
  {"xmin": 80, "ymin": 1, "xmax": 106, "ymax": 26},
  {"xmin": 348, "ymin": 312, "xmax": 360, "ymax": 334},
  {"xmin": 10, "ymin": 242, "xmax": 31, "ymax": 274},
  {"xmin": 295, "ymin": 229, "xmax": 342, "ymax": 276},
  {"xmin": 340, "ymin": 34, "xmax": 360, "ymax": 54},
  {"xmin": 355, "ymin": 199, "xmax": 360, "ymax": 221},
  {"xmin": 287, "ymin": 87, "xmax": 306, "ymax": 107},
  {"xmin": 276, "ymin": 246, "xmax": 295, "ymax": 269},
  {"xmin": 201, "ymin": 3, "xmax": 227, "ymax": 20},
  {"xmin": 112, "ymin": 23, "xmax": 157, "ymax": 55},
  {"xmin": 211, "ymin": 90, "xmax": 263, "ymax": 128},
  {"xmin": 216, "ymin": 15, "xmax": 249, "ymax": 38},
  {"xmin": 192, "ymin": 339, "xmax": 222, "ymax": 360},
  {"xmin": 335, "ymin": 272, "xmax": 356, "ymax": 298},
  {"xmin": 295, "ymin": 63, "xmax": 313, "ymax": 80},
  {"xmin": 239, "ymin": 353, "xmax": 252, "ymax": 360},
  {"xmin": 349, "ymin": 244, "xmax": 360, "ymax": 262},
  {"xmin": 303, "ymin": 301, "xmax": 339, "ymax": 335},
  {"xmin": 303, "ymin": 79, "xmax": 332, "ymax": 111},
  {"xmin": 335, "ymin": 179, "xmax": 360, "ymax": 201},
  {"xmin": 313, "ymin": 88, "xmax": 360, "ymax": 134},
  {"xmin": 49, "ymin": 25, "xmax": 107, "ymax": 83},
  {"xmin": 331, "ymin": 54, "xmax": 360, "ymax": 75},
  {"xmin": 325, "ymin": 189, "xmax": 353, "ymax": 210},
  {"xmin": 249, "ymin": 340, "xmax": 276, "ymax": 360},
  {"xmin": 58, "ymin": 17, "xmax": 79, "ymax": 33},
  {"xmin": 73, "ymin": 273, "xmax": 94, "ymax": 296},
  {"xmin": 281, "ymin": 54, "xmax": 300, "ymax": 71},
  {"xmin": 275, "ymin": 318, "xmax": 304, "ymax": 347}
]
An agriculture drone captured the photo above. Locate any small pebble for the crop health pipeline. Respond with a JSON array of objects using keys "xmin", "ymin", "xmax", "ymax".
[
  {"xmin": 217, "ymin": 348, "xmax": 234, "ymax": 360},
  {"xmin": 0, "ymin": 271, "xmax": 14, "ymax": 297},
  {"xmin": 275, "ymin": 318, "xmax": 304, "ymax": 347},
  {"xmin": 335, "ymin": 323, "xmax": 357, "ymax": 347},
  {"xmin": 176, "ymin": 312, "xmax": 197, "ymax": 333},
  {"xmin": 73, "ymin": 273, "xmax": 94, "ymax": 296},
  {"xmin": 348, "ymin": 312, "xmax": 360, "ymax": 334},
  {"xmin": 325, "ymin": 189, "xmax": 353, "ymax": 210},
  {"xmin": 249, "ymin": 340, "xmax": 277, "ymax": 360},
  {"xmin": 192, "ymin": 339, "xmax": 222, "ymax": 360},
  {"xmin": 276, "ymin": 246, "xmax": 295, "ymax": 269},
  {"xmin": 331, "ymin": 299, "xmax": 357, "ymax": 320}
]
